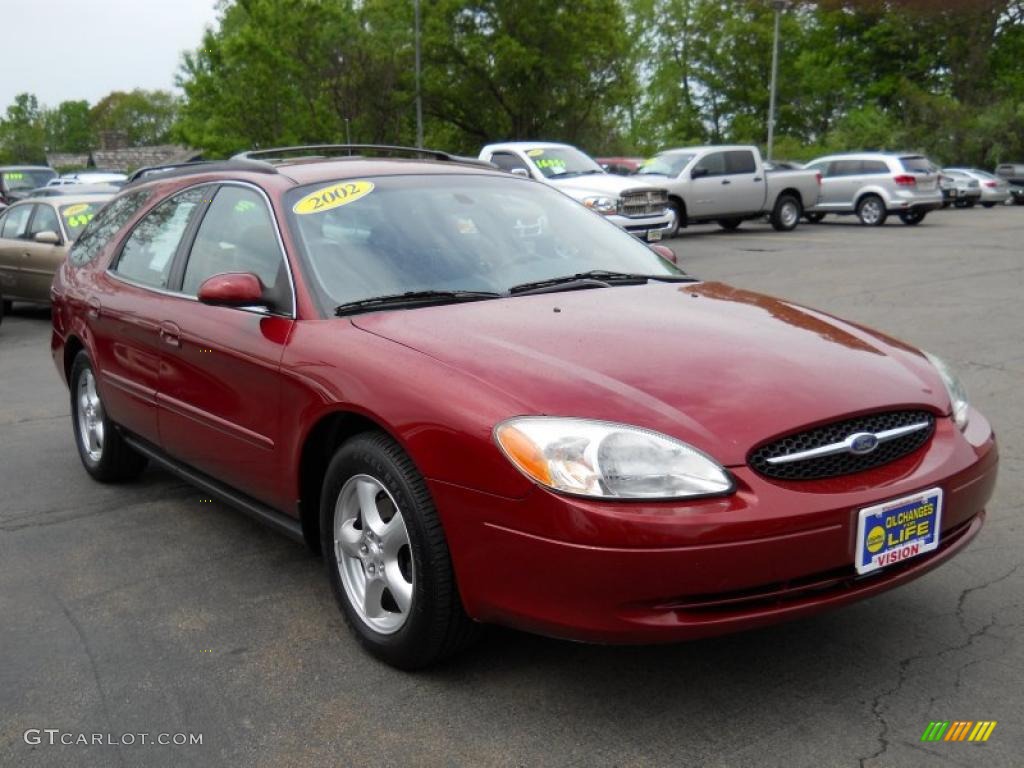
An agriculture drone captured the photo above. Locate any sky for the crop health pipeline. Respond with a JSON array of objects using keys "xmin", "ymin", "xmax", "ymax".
[{"xmin": 1, "ymin": 0, "xmax": 220, "ymax": 108}]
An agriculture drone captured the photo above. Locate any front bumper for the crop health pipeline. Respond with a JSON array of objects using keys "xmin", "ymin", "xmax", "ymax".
[
  {"xmin": 432, "ymin": 410, "xmax": 997, "ymax": 643},
  {"xmin": 606, "ymin": 212, "xmax": 672, "ymax": 242}
]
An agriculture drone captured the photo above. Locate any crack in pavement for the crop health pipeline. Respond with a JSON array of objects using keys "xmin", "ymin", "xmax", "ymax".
[
  {"xmin": 857, "ymin": 562, "xmax": 1023, "ymax": 768},
  {"xmin": 53, "ymin": 594, "xmax": 127, "ymax": 768}
]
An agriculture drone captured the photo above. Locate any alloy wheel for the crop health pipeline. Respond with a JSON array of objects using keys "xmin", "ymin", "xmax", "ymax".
[
  {"xmin": 333, "ymin": 474, "xmax": 415, "ymax": 634},
  {"xmin": 76, "ymin": 369, "xmax": 105, "ymax": 463}
]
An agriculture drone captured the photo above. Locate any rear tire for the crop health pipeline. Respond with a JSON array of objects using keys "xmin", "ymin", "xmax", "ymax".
[
  {"xmin": 856, "ymin": 195, "xmax": 887, "ymax": 226},
  {"xmin": 965, "ymin": 198, "xmax": 977, "ymax": 208},
  {"xmin": 982, "ymin": 202, "xmax": 996, "ymax": 209},
  {"xmin": 70, "ymin": 351, "xmax": 148, "ymax": 482},
  {"xmin": 321, "ymin": 431, "xmax": 480, "ymax": 669},
  {"xmin": 717, "ymin": 218, "xmax": 743, "ymax": 231},
  {"xmin": 804, "ymin": 212, "xmax": 825, "ymax": 223},
  {"xmin": 770, "ymin": 194, "xmax": 802, "ymax": 231}
]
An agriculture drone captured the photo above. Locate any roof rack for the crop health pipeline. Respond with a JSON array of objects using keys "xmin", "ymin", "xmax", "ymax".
[
  {"xmin": 125, "ymin": 159, "xmax": 278, "ymax": 185},
  {"xmin": 232, "ymin": 144, "xmax": 494, "ymax": 168}
]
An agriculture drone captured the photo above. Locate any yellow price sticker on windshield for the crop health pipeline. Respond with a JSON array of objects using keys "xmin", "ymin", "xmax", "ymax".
[
  {"xmin": 293, "ymin": 180, "xmax": 375, "ymax": 215},
  {"xmin": 526, "ymin": 149, "xmax": 545, "ymax": 157},
  {"xmin": 62, "ymin": 204, "xmax": 90, "ymax": 217}
]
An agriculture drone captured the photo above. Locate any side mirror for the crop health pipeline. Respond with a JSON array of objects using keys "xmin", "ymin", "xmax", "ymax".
[
  {"xmin": 34, "ymin": 230, "xmax": 61, "ymax": 245},
  {"xmin": 510, "ymin": 168, "xmax": 530, "ymax": 178},
  {"xmin": 197, "ymin": 272, "xmax": 267, "ymax": 308},
  {"xmin": 690, "ymin": 167, "xmax": 709, "ymax": 180},
  {"xmin": 650, "ymin": 244, "xmax": 678, "ymax": 265}
]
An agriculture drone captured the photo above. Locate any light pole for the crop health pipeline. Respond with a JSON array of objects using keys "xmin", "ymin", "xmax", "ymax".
[
  {"xmin": 766, "ymin": 0, "xmax": 786, "ymax": 161},
  {"xmin": 414, "ymin": 0, "xmax": 423, "ymax": 148}
]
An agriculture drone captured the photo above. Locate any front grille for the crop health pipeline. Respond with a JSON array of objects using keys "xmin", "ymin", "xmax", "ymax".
[
  {"xmin": 620, "ymin": 188, "xmax": 668, "ymax": 218},
  {"xmin": 749, "ymin": 410, "xmax": 935, "ymax": 481}
]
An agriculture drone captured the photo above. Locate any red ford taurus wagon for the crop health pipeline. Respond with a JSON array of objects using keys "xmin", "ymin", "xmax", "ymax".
[{"xmin": 51, "ymin": 145, "xmax": 998, "ymax": 668}]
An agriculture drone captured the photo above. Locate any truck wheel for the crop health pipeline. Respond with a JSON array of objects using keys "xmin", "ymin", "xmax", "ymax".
[
  {"xmin": 804, "ymin": 212, "xmax": 825, "ymax": 223},
  {"xmin": 965, "ymin": 198, "xmax": 977, "ymax": 208},
  {"xmin": 666, "ymin": 200, "xmax": 684, "ymax": 238},
  {"xmin": 982, "ymin": 202, "xmax": 996, "ymax": 208},
  {"xmin": 856, "ymin": 195, "xmax": 887, "ymax": 226},
  {"xmin": 770, "ymin": 195, "xmax": 802, "ymax": 231},
  {"xmin": 717, "ymin": 218, "xmax": 743, "ymax": 231}
]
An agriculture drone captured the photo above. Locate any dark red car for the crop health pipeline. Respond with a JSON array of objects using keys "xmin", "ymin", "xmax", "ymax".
[{"xmin": 51, "ymin": 146, "xmax": 998, "ymax": 668}]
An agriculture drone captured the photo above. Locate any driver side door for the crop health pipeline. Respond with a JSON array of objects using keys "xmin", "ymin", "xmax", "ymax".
[{"xmin": 688, "ymin": 151, "xmax": 728, "ymax": 218}]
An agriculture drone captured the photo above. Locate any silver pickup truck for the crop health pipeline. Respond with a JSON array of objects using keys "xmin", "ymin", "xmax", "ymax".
[
  {"xmin": 636, "ymin": 145, "xmax": 821, "ymax": 236},
  {"xmin": 479, "ymin": 142, "xmax": 673, "ymax": 242}
]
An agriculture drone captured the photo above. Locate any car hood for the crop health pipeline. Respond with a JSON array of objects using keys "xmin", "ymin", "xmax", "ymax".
[
  {"xmin": 351, "ymin": 282, "xmax": 948, "ymax": 466},
  {"xmin": 546, "ymin": 173, "xmax": 667, "ymax": 199}
]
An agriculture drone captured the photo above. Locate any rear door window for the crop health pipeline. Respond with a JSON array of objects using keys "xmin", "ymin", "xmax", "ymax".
[
  {"xmin": 861, "ymin": 160, "xmax": 889, "ymax": 175},
  {"xmin": 725, "ymin": 150, "xmax": 757, "ymax": 174},
  {"xmin": 113, "ymin": 188, "xmax": 206, "ymax": 289},
  {"xmin": 830, "ymin": 160, "xmax": 863, "ymax": 177},
  {"xmin": 1, "ymin": 204, "xmax": 32, "ymax": 240}
]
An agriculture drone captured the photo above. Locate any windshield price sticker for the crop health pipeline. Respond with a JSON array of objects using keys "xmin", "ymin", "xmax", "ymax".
[
  {"xmin": 535, "ymin": 158, "xmax": 566, "ymax": 171},
  {"xmin": 62, "ymin": 204, "xmax": 96, "ymax": 228},
  {"xmin": 4, "ymin": 172, "xmax": 25, "ymax": 180},
  {"xmin": 294, "ymin": 181, "xmax": 375, "ymax": 215},
  {"xmin": 526, "ymin": 149, "xmax": 545, "ymax": 157},
  {"xmin": 855, "ymin": 488, "xmax": 942, "ymax": 575},
  {"xmin": 62, "ymin": 204, "xmax": 90, "ymax": 217}
]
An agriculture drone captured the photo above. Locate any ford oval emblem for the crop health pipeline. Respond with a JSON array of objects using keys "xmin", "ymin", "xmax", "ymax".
[{"xmin": 848, "ymin": 432, "xmax": 880, "ymax": 455}]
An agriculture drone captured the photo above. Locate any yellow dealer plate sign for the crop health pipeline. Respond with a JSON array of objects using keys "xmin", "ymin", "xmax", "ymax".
[{"xmin": 293, "ymin": 181, "xmax": 374, "ymax": 215}]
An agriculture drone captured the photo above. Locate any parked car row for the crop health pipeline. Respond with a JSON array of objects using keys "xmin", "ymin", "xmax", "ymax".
[{"xmin": 32, "ymin": 143, "xmax": 996, "ymax": 669}]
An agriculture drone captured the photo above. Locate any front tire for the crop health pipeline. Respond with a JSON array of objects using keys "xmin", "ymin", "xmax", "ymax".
[
  {"xmin": 770, "ymin": 194, "xmax": 802, "ymax": 231},
  {"xmin": 70, "ymin": 351, "xmax": 148, "ymax": 482},
  {"xmin": 322, "ymin": 432, "xmax": 479, "ymax": 669},
  {"xmin": 666, "ymin": 200, "xmax": 684, "ymax": 238},
  {"xmin": 856, "ymin": 194, "xmax": 887, "ymax": 226}
]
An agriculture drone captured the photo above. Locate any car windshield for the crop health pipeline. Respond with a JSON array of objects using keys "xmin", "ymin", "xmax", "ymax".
[
  {"xmin": 285, "ymin": 174, "xmax": 683, "ymax": 312},
  {"xmin": 637, "ymin": 153, "xmax": 694, "ymax": 177},
  {"xmin": 524, "ymin": 147, "xmax": 605, "ymax": 178},
  {"xmin": 2, "ymin": 169, "xmax": 57, "ymax": 191},
  {"xmin": 59, "ymin": 201, "xmax": 105, "ymax": 241}
]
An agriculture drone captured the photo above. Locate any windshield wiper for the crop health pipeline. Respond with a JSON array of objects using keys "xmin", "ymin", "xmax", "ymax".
[
  {"xmin": 335, "ymin": 289, "xmax": 502, "ymax": 316},
  {"xmin": 508, "ymin": 270, "xmax": 696, "ymax": 296}
]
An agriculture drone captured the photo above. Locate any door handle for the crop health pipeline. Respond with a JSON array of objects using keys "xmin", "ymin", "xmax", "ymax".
[
  {"xmin": 721, "ymin": 179, "xmax": 731, "ymax": 185},
  {"xmin": 159, "ymin": 321, "xmax": 181, "ymax": 348},
  {"xmin": 753, "ymin": 177, "xmax": 763, "ymax": 182},
  {"xmin": 86, "ymin": 298, "xmax": 102, "ymax": 319}
]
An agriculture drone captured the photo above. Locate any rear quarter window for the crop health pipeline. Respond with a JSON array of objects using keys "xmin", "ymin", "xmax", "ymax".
[{"xmin": 68, "ymin": 190, "xmax": 150, "ymax": 266}]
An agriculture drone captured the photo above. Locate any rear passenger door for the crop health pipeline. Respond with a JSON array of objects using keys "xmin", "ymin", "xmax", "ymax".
[
  {"xmin": 156, "ymin": 184, "xmax": 295, "ymax": 509},
  {"xmin": 94, "ymin": 187, "xmax": 208, "ymax": 444}
]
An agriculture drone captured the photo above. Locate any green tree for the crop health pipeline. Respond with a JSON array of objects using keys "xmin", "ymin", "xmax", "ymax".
[
  {"xmin": 90, "ymin": 89, "xmax": 180, "ymax": 146},
  {"xmin": 44, "ymin": 100, "xmax": 94, "ymax": 153},
  {"xmin": 0, "ymin": 93, "xmax": 47, "ymax": 163}
]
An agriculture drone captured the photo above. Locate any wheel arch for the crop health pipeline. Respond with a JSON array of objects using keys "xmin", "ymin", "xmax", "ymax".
[
  {"xmin": 853, "ymin": 187, "xmax": 889, "ymax": 211},
  {"xmin": 777, "ymin": 187, "xmax": 803, "ymax": 207},
  {"xmin": 668, "ymin": 194, "xmax": 687, "ymax": 224},
  {"xmin": 297, "ymin": 408, "xmax": 402, "ymax": 554},
  {"xmin": 63, "ymin": 334, "xmax": 86, "ymax": 384}
]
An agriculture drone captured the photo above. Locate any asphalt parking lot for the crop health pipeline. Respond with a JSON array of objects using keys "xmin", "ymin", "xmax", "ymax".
[{"xmin": 1, "ymin": 206, "xmax": 1021, "ymax": 768}]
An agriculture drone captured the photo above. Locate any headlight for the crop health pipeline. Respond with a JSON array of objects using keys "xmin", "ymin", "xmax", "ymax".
[
  {"xmin": 924, "ymin": 351, "xmax": 969, "ymax": 429},
  {"xmin": 582, "ymin": 196, "xmax": 618, "ymax": 215},
  {"xmin": 494, "ymin": 417, "xmax": 733, "ymax": 499}
]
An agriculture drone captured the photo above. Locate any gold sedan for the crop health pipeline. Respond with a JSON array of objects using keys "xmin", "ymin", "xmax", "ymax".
[{"xmin": 0, "ymin": 194, "xmax": 111, "ymax": 322}]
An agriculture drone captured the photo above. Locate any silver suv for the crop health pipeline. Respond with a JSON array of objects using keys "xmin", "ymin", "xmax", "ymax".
[{"xmin": 803, "ymin": 153, "xmax": 943, "ymax": 226}]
